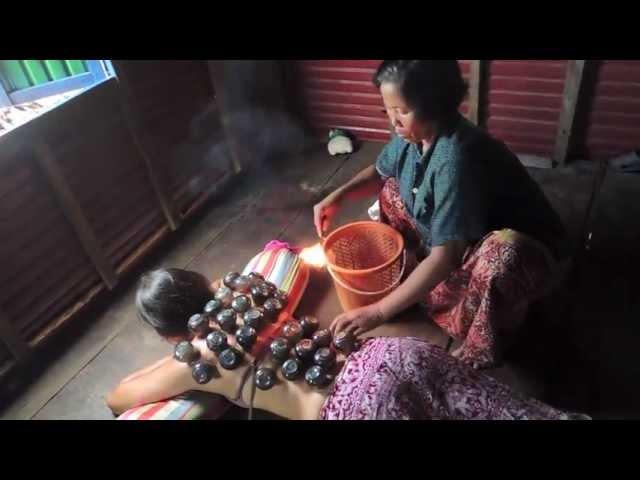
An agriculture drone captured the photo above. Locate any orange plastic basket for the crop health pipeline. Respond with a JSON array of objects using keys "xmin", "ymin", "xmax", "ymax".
[{"xmin": 323, "ymin": 221, "xmax": 405, "ymax": 311}]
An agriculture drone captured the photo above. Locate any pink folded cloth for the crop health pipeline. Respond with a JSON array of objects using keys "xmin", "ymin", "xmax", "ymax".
[{"xmin": 263, "ymin": 240, "xmax": 301, "ymax": 254}]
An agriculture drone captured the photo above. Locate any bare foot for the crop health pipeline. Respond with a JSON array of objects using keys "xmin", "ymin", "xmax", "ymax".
[
  {"xmin": 451, "ymin": 346, "xmax": 464, "ymax": 359},
  {"xmin": 450, "ymin": 347, "xmax": 482, "ymax": 370}
]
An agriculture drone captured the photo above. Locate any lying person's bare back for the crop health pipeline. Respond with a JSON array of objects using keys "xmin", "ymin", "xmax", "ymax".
[{"xmin": 108, "ymin": 269, "xmax": 589, "ymax": 421}]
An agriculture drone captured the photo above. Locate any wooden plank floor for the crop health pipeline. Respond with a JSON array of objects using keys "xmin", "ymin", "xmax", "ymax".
[
  {"xmin": 2, "ymin": 141, "xmax": 640, "ymax": 419},
  {"xmin": 1, "ymin": 141, "xmax": 360, "ymax": 419}
]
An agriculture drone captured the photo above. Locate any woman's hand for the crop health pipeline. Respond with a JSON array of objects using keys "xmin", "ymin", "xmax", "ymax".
[
  {"xmin": 312, "ymin": 165, "xmax": 386, "ymax": 238},
  {"xmin": 329, "ymin": 303, "xmax": 386, "ymax": 339},
  {"xmin": 313, "ymin": 195, "xmax": 341, "ymax": 238}
]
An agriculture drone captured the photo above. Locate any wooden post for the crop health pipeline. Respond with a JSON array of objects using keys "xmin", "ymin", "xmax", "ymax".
[
  {"xmin": 467, "ymin": 60, "xmax": 488, "ymax": 127},
  {"xmin": 553, "ymin": 60, "xmax": 587, "ymax": 167},
  {"xmin": 0, "ymin": 309, "xmax": 29, "ymax": 360},
  {"xmin": 207, "ymin": 61, "xmax": 243, "ymax": 174},
  {"xmin": 107, "ymin": 65, "xmax": 181, "ymax": 231},
  {"xmin": 33, "ymin": 142, "xmax": 119, "ymax": 290},
  {"xmin": 130, "ymin": 127, "xmax": 182, "ymax": 231},
  {"xmin": 118, "ymin": 99, "xmax": 182, "ymax": 231}
]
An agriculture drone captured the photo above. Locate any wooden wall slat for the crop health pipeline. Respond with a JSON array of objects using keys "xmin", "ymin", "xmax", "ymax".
[
  {"xmin": 0, "ymin": 61, "xmax": 231, "ymax": 370},
  {"xmin": 34, "ymin": 142, "xmax": 119, "ymax": 289},
  {"xmin": 36, "ymin": 79, "xmax": 166, "ymax": 274},
  {"xmin": 0, "ymin": 146, "xmax": 101, "ymax": 344}
]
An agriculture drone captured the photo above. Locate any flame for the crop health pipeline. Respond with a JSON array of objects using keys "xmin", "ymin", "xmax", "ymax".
[{"xmin": 300, "ymin": 243, "xmax": 327, "ymax": 268}]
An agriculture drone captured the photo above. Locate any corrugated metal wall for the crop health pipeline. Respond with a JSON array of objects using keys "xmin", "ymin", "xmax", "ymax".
[
  {"xmin": 486, "ymin": 60, "xmax": 568, "ymax": 158},
  {"xmin": 293, "ymin": 60, "xmax": 387, "ymax": 142},
  {"xmin": 292, "ymin": 60, "xmax": 471, "ymax": 143},
  {"xmin": 291, "ymin": 59, "xmax": 640, "ymax": 162},
  {"xmin": 292, "ymin": 60, "xmax": 570, "ymax": 153},
  {"xmin": 583, "ymin": 61, "xmax": 640, "ymax": 160}
]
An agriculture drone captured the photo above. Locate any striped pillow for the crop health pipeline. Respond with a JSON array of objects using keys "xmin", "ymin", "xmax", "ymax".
[
  {"xmin": 117, "ymin": 241, "xmax": 309, "ymax": 420},
  {"xmin": 242, "ymin": 240, "xmax": 305, "ymax": 294},
  {"xmin": 117, "ymin": 392, "xmax": 230, "ymax": 420}
]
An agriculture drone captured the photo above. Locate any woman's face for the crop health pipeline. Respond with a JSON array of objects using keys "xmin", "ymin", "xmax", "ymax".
[{"xmin": 380, "ymin": 82, "xmax": 435, "ymax": 144}]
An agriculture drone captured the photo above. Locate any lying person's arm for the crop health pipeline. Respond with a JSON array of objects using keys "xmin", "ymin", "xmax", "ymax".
[
  {"xmin": 107, "ymin": 356, "xmax": 195, "ymax": 416},
  {"xmin": 119, "ymin": 356, "xmax": 174, "ymax": 384}
]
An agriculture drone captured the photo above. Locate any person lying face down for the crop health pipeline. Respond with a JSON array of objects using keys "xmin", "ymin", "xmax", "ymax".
[
  {"xmin": 107, "ymin": 268, "xmax": 589, "ymax": 420},
  {"xmin": 108, "ymin": 268, "xmax": 337, "ymax": 420}
]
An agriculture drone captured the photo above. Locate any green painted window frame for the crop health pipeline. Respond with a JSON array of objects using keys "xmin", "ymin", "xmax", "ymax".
[{"xmin": 0, "ymin": 60, "xmax": 114, "ymax": 107}]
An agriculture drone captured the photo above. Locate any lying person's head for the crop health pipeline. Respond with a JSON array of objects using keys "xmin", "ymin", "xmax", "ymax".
[
  {"xmin": 136, "ymin": 268, "xmax": 213, "ymax": 342},
  {"xmin": 373, "ymin": 60, "xmax": 468, "ymax": 143}
]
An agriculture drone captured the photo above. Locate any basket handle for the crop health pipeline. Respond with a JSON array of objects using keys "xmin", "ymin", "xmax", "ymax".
[{"xmin": 326, "ymin": 250, "xmax": 406, "ymax": 296}]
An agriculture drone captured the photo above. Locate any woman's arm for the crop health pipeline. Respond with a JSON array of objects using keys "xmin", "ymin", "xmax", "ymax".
[
  {"xmin": 378, "ymin": 240, "xmax": 467, "ymax": 320},
  {"xmin": 331, "ymin": 164, "xmax": 386, "ymax": 203},
  {"xmin": 106, "ymin": 356, "xmax": 196, "ymax": 415},
  {"xmin": 330, "ymin": 240, "xmax": 467, "ymax": 337},
  {"xmin": 314, "ymin": 165, "xmax": 385, "ymax": 236}
]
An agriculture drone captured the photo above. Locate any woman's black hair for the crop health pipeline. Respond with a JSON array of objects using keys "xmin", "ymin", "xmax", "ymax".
[
  {"xmin": 373, "ymin": 60, "xmax": 469, "ymax": 127},
  {"xmin": 136, "ymin": 268, "xmax": 212, "ymax": 338}
]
